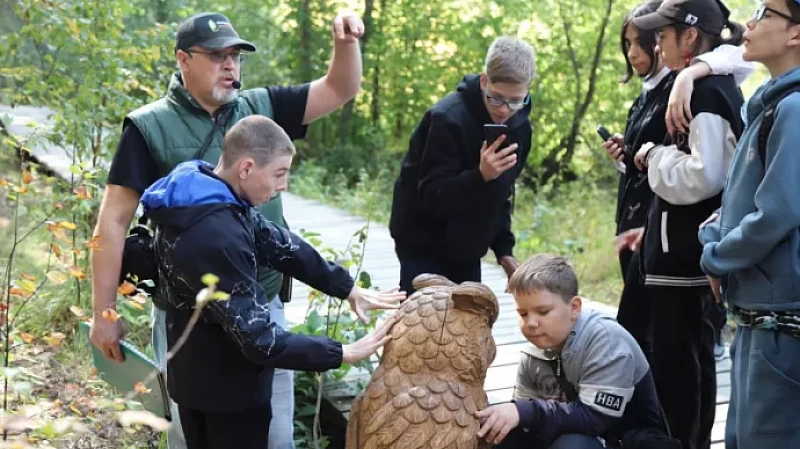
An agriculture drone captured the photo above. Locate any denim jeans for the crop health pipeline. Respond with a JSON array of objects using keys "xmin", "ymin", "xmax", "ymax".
[{"xmin": 152, "ymin": 295, "xmax": 295, "ymax": 449}]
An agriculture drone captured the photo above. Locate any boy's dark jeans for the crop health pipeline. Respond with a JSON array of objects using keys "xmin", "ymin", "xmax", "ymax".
[{"xmin": 398, "ymin": 257, "xmax": 481, "ymax": 294}]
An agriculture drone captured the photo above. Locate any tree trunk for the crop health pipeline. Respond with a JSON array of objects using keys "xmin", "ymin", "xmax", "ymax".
[{"xmin": 536, "ymin": 0, "xmax": 614, "ymax": 188}]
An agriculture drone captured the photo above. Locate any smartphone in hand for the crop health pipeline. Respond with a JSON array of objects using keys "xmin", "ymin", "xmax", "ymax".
[
  {"xmin": 596, "ymin": 124, "xmax": 612, "ymax": 141},
  {"xmin": 484, "ymin": 124, "xmax": 510, "ymax": 152}
]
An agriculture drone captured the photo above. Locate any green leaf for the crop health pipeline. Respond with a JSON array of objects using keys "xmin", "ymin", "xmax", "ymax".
[
  {"xmin": 306, "ymin": 310, "xmax": 323, "ymax": 333},
  {"xmin": 358, "ymin": 271, "xmax": 372, "ymax": 289}
]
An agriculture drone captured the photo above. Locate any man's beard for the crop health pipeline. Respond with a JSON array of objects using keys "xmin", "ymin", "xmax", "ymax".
[{"xmin": 211, "ymin": 86, "xmax": 238, "ymax": 104}]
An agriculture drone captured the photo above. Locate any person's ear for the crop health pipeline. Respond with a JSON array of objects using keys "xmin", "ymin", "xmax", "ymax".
[
  {"xmin": 480, "ymin": 73, "xmax": 488, "ymax": 91},
  {"xmin": 177, "ymin": 50, "xmax": 191, "ymax": 73},
  {"xmin": 239, "ymin": 158, "xmax": 255, "ymax": 179},
  {"xmin": 569, "ymin": 295, "xmax": 582, "ymax": 320},
  {"xmin": 683, "ymin": 28, "xmax": 699, "ymax": 51},
  {"xmin": 787, "ymin": 24, "xmax": 800, "ymax": 48}
]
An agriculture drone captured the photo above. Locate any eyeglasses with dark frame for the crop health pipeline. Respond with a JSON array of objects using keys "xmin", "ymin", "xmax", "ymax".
[
  {"xmin": 753, "ymin": 4, "xmax": 799, "ymax": 23},
  {"xmin": 483, "ymin": 89, "xmax": 531, "ymax": 111},
  {"xmin": 186, "ymin": 49, "xmax": 248, "ymax": 64}
]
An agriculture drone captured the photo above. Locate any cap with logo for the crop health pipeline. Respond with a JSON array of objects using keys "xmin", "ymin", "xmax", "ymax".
[
  {"xmin": 174, "ymin": 12, "xmax": 257, "ymax": 53},
  {"xmin": 632, "ymin": 0, "xmax": 731, "ymax": 35}
]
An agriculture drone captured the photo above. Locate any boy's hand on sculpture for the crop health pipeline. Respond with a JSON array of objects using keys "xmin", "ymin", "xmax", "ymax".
[
  {"xmin": 342, "ymin": 314, "xmax": 398, "ymax": 364},
  {"xmin": 474, "ymin": 403, "xmax": 520, "ymax": 445},
  {"xmin": 347, "ymin": 286, "xmax": 405, "ymax": 324}
]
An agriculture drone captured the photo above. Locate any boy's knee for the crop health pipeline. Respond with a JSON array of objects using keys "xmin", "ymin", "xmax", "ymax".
[{"xmin": 549, "ymin": 434, "xmax": 604, "ymax": 449}]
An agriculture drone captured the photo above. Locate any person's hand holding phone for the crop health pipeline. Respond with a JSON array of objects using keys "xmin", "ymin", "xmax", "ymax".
[
  {"xmin": 480, "ymin": 135, "xmax": 518, "ymax": 182},
  {"xmin": 602, "ymin": 134, "xmax": 626, "ymax": 163}
]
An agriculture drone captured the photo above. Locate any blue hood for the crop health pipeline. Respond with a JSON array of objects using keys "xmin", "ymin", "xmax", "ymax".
[
  {"xmin": 743, "ymin": 67, "xmax": 800, "ymax": 128},
  {"xmin": 141, "ymin": 160, "xmax": 249, "ymax": 228}
]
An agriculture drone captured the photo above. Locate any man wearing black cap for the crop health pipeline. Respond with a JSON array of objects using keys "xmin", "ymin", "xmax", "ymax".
[{"xmin": 89, "ymin": 11, "xmax": 371, "ymax": 449}]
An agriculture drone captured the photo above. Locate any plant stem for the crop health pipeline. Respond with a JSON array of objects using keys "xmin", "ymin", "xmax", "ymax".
[{"xmin": 2, "ymin": 162, "xmax": 23, "ymax": 440}]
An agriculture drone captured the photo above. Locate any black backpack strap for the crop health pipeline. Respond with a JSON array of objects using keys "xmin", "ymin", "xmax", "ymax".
[
  {"xmin": 548, "ymin": 356, "xmax": 578, "ymax": 402},
  {"xmin": 757, "ymin": 85, "xmax": 800, "ymax": 177}
]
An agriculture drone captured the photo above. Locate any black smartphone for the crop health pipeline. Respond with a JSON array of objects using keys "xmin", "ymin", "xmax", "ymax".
[
  {"xmin": 596, "ymin": 124, "xmax": 612, "ymax": 141},
  {"xmin": 484, "ymin": 124, "xmax": 510, "ymax": 151}
]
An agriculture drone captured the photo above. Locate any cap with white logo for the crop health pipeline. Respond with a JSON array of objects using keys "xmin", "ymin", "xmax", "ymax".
[
  {"xmin": 174, "ymin": 12, "xmax": 257, "ymax": 53},
  {"xmin": 632, "ymin": 0, "xmax": 730, "ymax": 36}
]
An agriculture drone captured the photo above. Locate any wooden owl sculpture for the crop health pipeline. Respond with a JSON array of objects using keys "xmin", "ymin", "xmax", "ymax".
[{"xmin": 346, "ymin": 274, "xmax": 500, "ymax": 449}]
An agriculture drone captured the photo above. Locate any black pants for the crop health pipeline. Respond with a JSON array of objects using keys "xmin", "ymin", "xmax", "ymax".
[
  {"xmin": 648, "ymin": 287, "xmax": 716, "ymax": 449},
  {"xmin": 398, "ymin": 257, "xmax": 481, "ymax": 295},
  {"xmin": 616, "ymin": 251, "xmax": 653, "ymax": 362},
  {"xmin": 179, "ymin": 403, "xmax": 272, "ymax": 449}
]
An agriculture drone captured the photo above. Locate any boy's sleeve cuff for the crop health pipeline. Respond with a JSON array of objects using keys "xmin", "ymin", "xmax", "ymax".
[{"xmin": 513, "ymin": 399, "xmax": 535, "ymax": 430}]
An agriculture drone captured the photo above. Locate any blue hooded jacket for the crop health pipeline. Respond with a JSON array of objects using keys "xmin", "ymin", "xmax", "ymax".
[
  {"xmin": 141, "ymin": 160, "xmax": 354, "ymax": 412},
  {"xmin": 700, "ymin": 67, "xmax": 800, "ymax": 311}
]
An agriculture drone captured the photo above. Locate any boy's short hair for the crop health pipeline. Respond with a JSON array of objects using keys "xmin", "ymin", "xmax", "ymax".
[
  {"xmin": 221, "ymin": 115, "xmax": 296, "ymax": 168},
  {"xmin": 507, "ymin": 254, "xmax": 579, "ymax": 303},
  {"xmin": 484, "ymin": 36, "xmax": 536, "ymax": 86}
]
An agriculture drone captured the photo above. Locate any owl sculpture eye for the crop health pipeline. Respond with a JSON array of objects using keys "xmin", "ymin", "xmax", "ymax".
[{"xmin": 346, "ymin": 273, "xmax": 500, "ymax": 449}]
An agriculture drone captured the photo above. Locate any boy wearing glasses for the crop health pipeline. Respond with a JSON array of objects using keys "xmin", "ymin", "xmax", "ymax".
[
  {"xmin": 389, "ymin": 37, "xmax": 535, "ymax": 293},
  {"xmin": 699, "ymin": 1, "xmax": 800, "ymax": 447}
]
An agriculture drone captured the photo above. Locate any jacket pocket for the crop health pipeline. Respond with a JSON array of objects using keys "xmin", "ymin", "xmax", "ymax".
[{"xmin": 660, "ymin": 211, "xmax": 669, "ymax": 253}]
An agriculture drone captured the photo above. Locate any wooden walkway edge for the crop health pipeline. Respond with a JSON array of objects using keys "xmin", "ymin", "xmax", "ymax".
[{"xmin": 281, "ymin": 192, "xmax": 729, "ymax": 448}]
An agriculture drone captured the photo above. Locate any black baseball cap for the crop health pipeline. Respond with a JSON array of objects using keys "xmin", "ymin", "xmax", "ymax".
[
  {"xmin": 633, "ymin": 0, "xmax": 730, "ymax": 36},
  {"xmin": 174, "ymin": 12, "xmax": 257, "ymax": 53}
]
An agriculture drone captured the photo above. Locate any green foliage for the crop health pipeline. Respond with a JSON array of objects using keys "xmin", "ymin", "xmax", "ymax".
[{"xmin": 290, "ymin": 225, "xmax": 386, "ymax": 449}]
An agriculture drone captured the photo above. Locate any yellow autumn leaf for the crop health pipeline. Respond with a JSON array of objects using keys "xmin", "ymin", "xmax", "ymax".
[
  {"xmin": 74, "ymin": 185, "xmax": 92, "ymax": 200},
  {"xmin": 21, "ymin": 273, "xmax": 36, "ymax": 282},
  {"xmin": 18, "ymin": 280, "xmax": 37, "ymax": 295},
  {"xmin": 211, "ymin": 291, "xmax": 230, "ymax": 301},
  {"xmin": 86, "ymin": 236, "xmax": 102, "ymax": 251},
  {"xmin": 68, "ymin": 266, "xmax": 86, "ymax": 280},
  {"xmin": 71, "ymin": 248, "xmax": 83, "ymax": 256},
  {"xmin": 8, "ymin": 287, "xmax": 25, "ymax": 297},
  {"xmin": 101, "ymin": 309, "xmax": 119, "ymax": 323},
  {"xmin": 21, "ymin": 170, "xmax": 32, "ymax": 185},
  {"xmin": 19, "ymin": 333, "xmax": 34, "ymax": 344},
  {"xmin": 44, "ymin": 332, "xmax": 65, "ymax": 348},
  {"xmin": 50, "ymin": 243, "xmax": 62, "ymax": 258},
  {"xmin": 89, "ymin": 367, "xmax": 98, "ymax": 377},
  {"xmin": 69, "ymin": 306, "xmax": 84, "ymax": 317},
  {"xmin": 46, "ymin": 271, "xmax": 67, "ymax": 285},
  {"xmin": 127, "ymin": 300, "xmax": 144, "ymax": 311},
  {"xmin": 59, "ymin": 221, "xmax": 77, "ymax": 230},
  {"xmin": 0, "ymin": 179, "xmax": 7, "ymax": 186},
  {"xmin": 13, "ymin": 186, "xmax": 27, "ymax": 194},
  {"xmin": 117, "ymin": 282, "xmax": 136, "ymax": 296}
]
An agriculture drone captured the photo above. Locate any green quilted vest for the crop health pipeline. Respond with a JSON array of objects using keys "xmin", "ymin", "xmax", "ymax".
[{"xmin": 127, "ymin": 73, "xmax": 287, "ymax": 308}]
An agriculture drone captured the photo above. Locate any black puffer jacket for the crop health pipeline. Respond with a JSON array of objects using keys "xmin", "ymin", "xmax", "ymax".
[{"xmin": 141, "ymin": 160, "xmax": 353, "ymax": 413}]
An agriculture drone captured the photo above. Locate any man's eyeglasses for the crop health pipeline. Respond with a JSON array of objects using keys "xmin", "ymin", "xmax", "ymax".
[
  {"xmin": 484, "ymin": 89, "xmax": 530, "ymax": 111},
  {"xmin": 187, "ymin": 50, "xmax": 248, "ymax": 64},
  {"xmin": 753, "ymin": 4, "xmax": 799, "ymax": 23}
]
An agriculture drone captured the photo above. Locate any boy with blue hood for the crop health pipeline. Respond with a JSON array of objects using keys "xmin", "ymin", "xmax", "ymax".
[
  {"xmin": 139, "ymin": 115, "xmax": 405, "ymax": 449},
  {"xmin": 699, "ymin": 1, "xmax": 800, "ymax": 448}
]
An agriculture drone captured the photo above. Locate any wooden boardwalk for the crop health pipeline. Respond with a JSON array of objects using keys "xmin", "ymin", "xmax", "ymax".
[{"xmin": 281, "ymin": 191, "xmax": 730, "ymax": 448}]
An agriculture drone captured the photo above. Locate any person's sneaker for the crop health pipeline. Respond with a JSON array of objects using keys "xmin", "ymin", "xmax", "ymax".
[{"xmin": 714, "ymin": 343, "xmax": 726, "ymax": 360}]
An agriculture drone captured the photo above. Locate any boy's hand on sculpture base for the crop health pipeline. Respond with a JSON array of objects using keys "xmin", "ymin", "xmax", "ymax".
[
  {"xmin": 474, "ymin": 403, "xmax": 520, "ymax": 445},
  {"xmin": 347, "ymin": 286, "xmax": 405, "ymax": 324}
]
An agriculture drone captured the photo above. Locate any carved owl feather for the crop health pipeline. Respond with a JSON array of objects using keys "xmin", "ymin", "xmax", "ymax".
[{"xmin": 346, "ymin": 274, "xmax": 500, "ymax": 449}]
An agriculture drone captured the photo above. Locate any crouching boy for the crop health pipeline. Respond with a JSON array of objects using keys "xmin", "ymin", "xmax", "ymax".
[{"xmin": 474, "ymin": 254, "xmax": 679, "ymax": 449}]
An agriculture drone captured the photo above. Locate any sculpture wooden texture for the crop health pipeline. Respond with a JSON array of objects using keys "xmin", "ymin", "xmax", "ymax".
[{"xmin": 346, "ymin": 274, "xmax": 500, "ymax": 449}]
